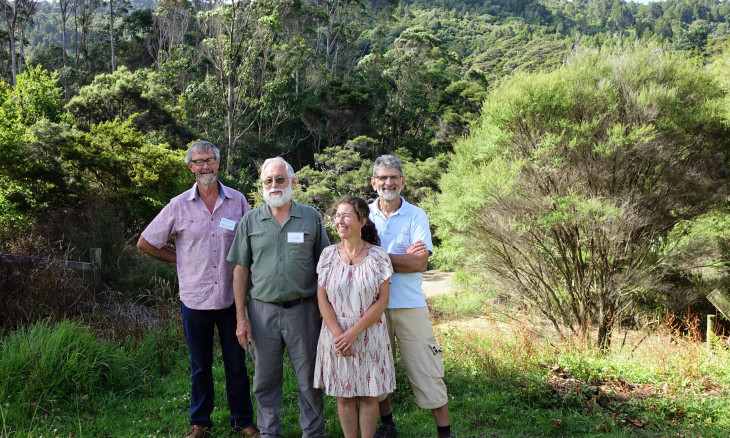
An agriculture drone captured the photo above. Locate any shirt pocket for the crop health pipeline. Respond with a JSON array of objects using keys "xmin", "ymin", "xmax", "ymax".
[
  {"xmin": 250, "ymin": 231, "xmax": 279, "ymax": 260},
  {"xmin": 394, "ymin": 227, "xmax": 411, "ymax": 253},
  {"xmin": 289, "ymin": 232, "xmax": 316, "ymax": 263}
]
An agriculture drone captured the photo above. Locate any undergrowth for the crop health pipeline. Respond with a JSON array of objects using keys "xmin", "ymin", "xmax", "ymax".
[{"xmin": 1, "ymin": 270, "xmax": 729, "ymax": 437}]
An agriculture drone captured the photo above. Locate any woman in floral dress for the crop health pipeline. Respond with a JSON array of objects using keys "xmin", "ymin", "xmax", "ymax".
[{"xmin": 314, "ymin": 196, "xmax": 395, "ymax": 438}]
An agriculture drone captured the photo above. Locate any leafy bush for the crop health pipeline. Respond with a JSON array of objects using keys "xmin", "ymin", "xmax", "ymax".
[{"xmin": 428, "ymin": 44, "xmax": 730, "ymax": 348}]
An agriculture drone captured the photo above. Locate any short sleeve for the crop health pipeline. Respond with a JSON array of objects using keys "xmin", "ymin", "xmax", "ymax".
[
  {"xmin": 227, "ymin": 214, "xmax": 252, "ymax": 267},
  {"xmin": 410, "ymin": 207, "xmax": 433, "ymax": 253},
  {"xmin": 371, "ymin": 246, "xmax": 394, "ymax": 285},
  {"xmin": 141, "ymin": 202, "xmax": 176, "ymax": 248},
  {"xmin": 316, "ymin": 245, "xmax": 336, "ymax": 287}
]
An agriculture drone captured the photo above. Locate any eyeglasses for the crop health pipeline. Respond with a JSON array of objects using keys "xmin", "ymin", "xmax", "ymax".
[
  {"xmin": 191, "ymin": 157, "xmax": 217, "ymax": 166},
  {"xmin": 375, "ymin": 174, "xmax": 401, "ymax": 182},
  {"xmin": 262, "ymin": 177, "xmax": 290, "ymax": 186}
]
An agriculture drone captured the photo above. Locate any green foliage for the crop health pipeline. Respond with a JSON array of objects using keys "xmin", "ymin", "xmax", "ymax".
[
  {"xmin": 5, "ymin": 290, "xmax": 730, "ymax": 437},
  {"xmin": 0, "ymin": 68, "xmax": 67, "ymax": 233},
  {"xmin": 0, "ymin": 177, "xmax": 35, "ymax": 237},
  {"xmin": 294, "ymin": 144, "xmax": 373, "ymax": 215},
  {"xmin": 0, "ymin": 320, "xmax": 139, "ymax": 410},
  {"xmin": 11, "ymin": 65, "xmax": 64, "ymax": 127},
  {"xmin": 429, "ymin": 44, "xmax": 730, "ymax": 347},
  {"xmin": 61, "ymin": 118, "xmax": 190, "ymax": 226},
  {"xmin": 65, "ymin": 66, "xmax": 193, "ymax": 145}
]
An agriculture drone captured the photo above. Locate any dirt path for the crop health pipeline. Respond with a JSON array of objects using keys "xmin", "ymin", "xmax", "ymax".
[{"xmin": 422, "ymin": 269, "xmax": 455, "ymax": 298}]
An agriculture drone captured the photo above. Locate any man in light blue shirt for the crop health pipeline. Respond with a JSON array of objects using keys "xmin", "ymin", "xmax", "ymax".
[{"xmin": 368, "ymin": 155, "xmax": 452, "ymax": 438}]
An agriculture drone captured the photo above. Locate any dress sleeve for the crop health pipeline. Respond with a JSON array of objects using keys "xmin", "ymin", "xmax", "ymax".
[
  {"xmin": 317, "ymin": 245, "xmax": 335, "ymax": 287},
  {"xmin": 373, "ymin": 246, "xmax": 394, "ymax": 285}
]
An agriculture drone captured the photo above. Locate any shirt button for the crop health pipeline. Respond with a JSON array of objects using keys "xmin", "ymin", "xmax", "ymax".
[{"xmin": 211, "ymin": 218, "xmax": 214, "ymax": 221}]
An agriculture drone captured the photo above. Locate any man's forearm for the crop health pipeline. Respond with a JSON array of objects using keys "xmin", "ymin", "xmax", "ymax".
[
  {"xmin": 389, "ymin": 252, "xmax": 428, "ymax": 273},
  {"xmin": 136, "ymin": 236, "xmax": 176, "ymax": 264},
  {"xmin": 232, "ymin": 265, "xmax": 251, "ymax": 321}
]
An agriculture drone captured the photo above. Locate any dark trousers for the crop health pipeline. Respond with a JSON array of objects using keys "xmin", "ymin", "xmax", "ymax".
[{"xmin": 181, "ymin": 302, "xmax": 255, "ymax": 429}]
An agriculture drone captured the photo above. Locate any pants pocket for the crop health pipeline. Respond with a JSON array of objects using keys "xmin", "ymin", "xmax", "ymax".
[{"xmin": 426, "ymin": 343, "xmax": 445, "ymax": 378}]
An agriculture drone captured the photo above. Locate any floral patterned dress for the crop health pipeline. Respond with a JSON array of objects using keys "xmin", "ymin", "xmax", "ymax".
[{"xmin": 314, "ymin": 244, "xmax": 396, "ymax": 397}]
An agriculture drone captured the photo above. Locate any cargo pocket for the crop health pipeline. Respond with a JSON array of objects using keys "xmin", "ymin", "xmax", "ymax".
[{"xmin": 427, "ymin": 343, "xmax": 445, "ymax": 378}]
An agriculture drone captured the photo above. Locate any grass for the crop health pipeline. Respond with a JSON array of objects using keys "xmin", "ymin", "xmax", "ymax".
[{"xmin": 1, "ymin": 283, "xmax": 730, "ymax": 437}]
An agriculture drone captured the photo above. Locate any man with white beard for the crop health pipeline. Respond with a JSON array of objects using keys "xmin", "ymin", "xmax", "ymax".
[
  {"xmin": 227, "ymin": 157, "xmax": 330, "ymax": 438},
  {"xmin": 368, "ymin": 155, "xmax": 453, "ymax": 438}
]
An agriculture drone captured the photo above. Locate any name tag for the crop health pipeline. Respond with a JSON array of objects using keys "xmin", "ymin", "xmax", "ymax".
[
  {"xmin": 219, "ymin": 218, "xmax": 236, "ymax": 231},
  {"xmin": 288, "ymin": 232, "xmax": 304, "ymax": 243}
]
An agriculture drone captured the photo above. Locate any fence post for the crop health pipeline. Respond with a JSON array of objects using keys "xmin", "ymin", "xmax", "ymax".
[
  {"xmin": 707, "ymin": 314, "xmax": 715, "ymax": 355},
  {"xmin": 91, "ymin": 248, "xmax": 102, "ymax": 301}
]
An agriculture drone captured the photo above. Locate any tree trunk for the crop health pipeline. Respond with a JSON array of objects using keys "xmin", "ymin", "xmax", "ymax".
[
  {"xmin": 226, "ymin": 73, "xmax": 235, "ymax": 174},
  {"xmin": 597, "ymin": 306, "xmax": 614, "ymax": 352},
  {"xmin": 109, "ymin": 0, "xmax": 116, "ymax": 71},
  {"xmin": 9, "ymin": 27, "xmax": 17, "ymax": 85},
  {"xmin": 2, "ymin": 1, "xmax": 18, "ymax": 85},
  {"xmin": 60, "ymin": 8, "xmax": 68, "ymax": 66}
]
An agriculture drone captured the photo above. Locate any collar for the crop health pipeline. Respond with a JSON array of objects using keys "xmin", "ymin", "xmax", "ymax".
[
  {"xmin": 261, "ymin": 201, "xmax": 302, "ymax": 221},
  {"xmin": 372, "ymin": 196, "xmax": 407, "ymax": 218},
  {"xmin": 187, "ymin": 180, "xmax": 228, "ymax": 202}
]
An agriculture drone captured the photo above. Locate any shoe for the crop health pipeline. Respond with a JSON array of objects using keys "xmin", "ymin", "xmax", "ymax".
[
  {"xmin": 185, "ymin": 425, "xmax": 212, "ymax": 438},
  {"xmin": 232, "ymin": 425, "xmax": 261, "ymax": 437},
  {"xmin": 374, "ymin": 422, "xmax": 398, "ymax": 438}
]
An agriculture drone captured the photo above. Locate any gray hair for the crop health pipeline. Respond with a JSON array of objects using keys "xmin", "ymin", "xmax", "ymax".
[
  {"xmin": 185, "ymin": 140, "xmax": 220, "ymax": 164},
  {"xmin": 373, "ymin": 154, "xmax": 403, "ymax": 177},
  {"xmin": 261, "ymin": 157, "xmax": 295, "ymax": 179}
]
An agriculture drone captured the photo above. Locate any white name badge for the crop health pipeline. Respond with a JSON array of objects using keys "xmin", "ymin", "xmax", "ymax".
[
  {"xmin": 219, "ymin": 218, "xmax": 236, "ymax": 231},
  {"xmin": 288, "ymin": 232, "xmax": 304, "ymax": 243}
]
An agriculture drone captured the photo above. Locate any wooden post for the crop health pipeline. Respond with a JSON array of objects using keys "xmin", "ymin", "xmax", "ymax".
[
  {"xmin": 91, "ymin": 248, "xmax": 102, "ymax": 301},
  {"xmin": 707, "ymin": 289, "xmax": 730, "ymax": 320},
  {"xmin": 707, "ymin": 314, "xmax": 716, "ymax": 354}
]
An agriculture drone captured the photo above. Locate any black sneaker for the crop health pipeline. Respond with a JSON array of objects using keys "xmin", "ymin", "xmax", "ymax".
[{"xmin": 374, "ymin": 422, "xmax": 398, "ymax": 438}]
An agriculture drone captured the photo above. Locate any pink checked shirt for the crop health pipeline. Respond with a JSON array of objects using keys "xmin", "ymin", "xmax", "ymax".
[{"xmin": 141, "ymin": 182, "xmax": 250, "ymax": 310}]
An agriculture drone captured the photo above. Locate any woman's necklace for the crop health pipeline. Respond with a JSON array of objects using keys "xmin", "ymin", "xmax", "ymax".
[{"xmin": 342, "ymin": 241, "xmax": 367, "ymax": 265}]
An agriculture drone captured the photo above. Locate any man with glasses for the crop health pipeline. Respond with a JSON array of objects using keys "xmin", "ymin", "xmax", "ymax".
[
  {"xmin": 227, "ymin": 157, "xmax": 330, "ymax": 438},
  {"xmin": 369, "ymin": 155, "xmax": 453, "ymax": 438},
  {"xmin": 137, "ymin": 140, "xmax": 259, "ymax": 438}
]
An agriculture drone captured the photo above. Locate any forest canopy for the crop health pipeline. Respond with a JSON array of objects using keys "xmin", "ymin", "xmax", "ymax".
[{"xmin": 1, "ymin": 0, "xmax": 729, "ymax": 345}]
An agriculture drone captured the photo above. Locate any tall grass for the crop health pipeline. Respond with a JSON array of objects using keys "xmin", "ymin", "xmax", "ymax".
[{"xmin": 1, "ymin": 277, "xmax": 729, "ymax": 437}]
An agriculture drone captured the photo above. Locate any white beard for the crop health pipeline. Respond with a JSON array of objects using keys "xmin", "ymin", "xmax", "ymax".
[
  {"xmin": 264, "ymin": 184, "xmax": 293, "ymax": 208},
  {"xmin": 198, "ymin": 170, "xmax": 217, "ymax": 186},
  {"xmin": 378, "ymin": 186, "xmax": 401, "ymax": 201}
]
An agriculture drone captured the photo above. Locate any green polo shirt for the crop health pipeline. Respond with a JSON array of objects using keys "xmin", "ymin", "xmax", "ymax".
[{"xmin": 226, "ymin": 201, "xmax": 330, "ymax": 302}]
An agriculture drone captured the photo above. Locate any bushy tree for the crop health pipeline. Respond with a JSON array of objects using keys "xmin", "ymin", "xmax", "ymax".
[
  {"xmin": 428, "ymin": 45, "xmax": 730, "ymax": 349},
  {"xmin": 0, "ymin": 67, "xmax": 65, "ymax": 234},
  {"xmin": 60, "ymin": 117, "xmax": 190, "ymax": 227},
  {"xmin": 65, "ymin": 66, "xmax": 193, "ymax": 145}
]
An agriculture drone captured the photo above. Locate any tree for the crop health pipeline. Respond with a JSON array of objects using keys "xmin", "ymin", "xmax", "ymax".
[
  {"xmin": 73, "ymin": 0, "xmax": 101, "ymax": 69},
  {"xmin": 197, "ymin": 0, "xmax": 296, "ymax": 174},
  {"xmin": 1, "ymin": 0, "xmax": 39, "ymax": 84},
  {"xmin": 58, "ymin": 0, "xmax": 72, "ymax": 66},
  {"xmin": 109, "ymin": 0, "xmax": 116, "ymax": 71},
  {"xmin": 0, "ymin": 67, "xmax": 67, "ymax": 232},
  {"xmin": 152, "ymin": 0, "xmax": 191, "ymax": 71},
  {"xmin": 311, "ymin": 0, "xmax": 365, "ymax": 78},
  {"xmin": 60, "ymin": 117, "xmax": 190, "ymax": 227},
  {"xmin": 428, "ymin": 45, "xmax": 730, "ymax": 350},
  {"xmin": 65, "ymin": 66, "xmax": 193, "ymax": 145},
  {"xmin": 367, "ymin": 26, "xmax": 461, "ymax": 157}
]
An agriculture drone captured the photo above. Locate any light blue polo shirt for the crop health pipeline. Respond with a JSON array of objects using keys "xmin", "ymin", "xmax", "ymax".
[{"xmin": 369, "ymin": 197, "xmax": 433, "ymax": 309}]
